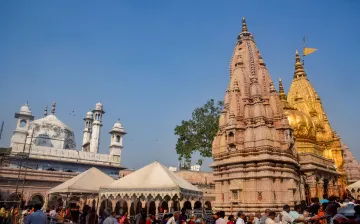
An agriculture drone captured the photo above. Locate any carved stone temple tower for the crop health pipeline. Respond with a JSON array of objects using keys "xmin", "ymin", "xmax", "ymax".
[{"xmin": 210, "ymin": 18, "xmax": 300, "ymax": 212}]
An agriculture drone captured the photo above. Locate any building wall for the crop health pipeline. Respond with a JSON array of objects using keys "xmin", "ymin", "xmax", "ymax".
[{"xmin": 175, "ymin": 170, "xmax": 215, "ymax": 202}]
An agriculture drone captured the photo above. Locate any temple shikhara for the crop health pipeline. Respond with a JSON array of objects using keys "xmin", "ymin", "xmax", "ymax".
[{"xmin": 210, "ymin": 18, "xmax": 360, "ymax": 212}]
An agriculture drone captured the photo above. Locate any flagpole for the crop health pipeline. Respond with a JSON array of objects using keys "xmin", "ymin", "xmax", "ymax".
[{"xmin": 303, "ymin": 36, "xmax": 306, "ymax": 66}]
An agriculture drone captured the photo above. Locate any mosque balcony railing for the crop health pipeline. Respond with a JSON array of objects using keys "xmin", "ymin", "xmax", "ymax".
[{"xmin": 11, "ymin": 143, "xmax": 120, "ymax": 166}]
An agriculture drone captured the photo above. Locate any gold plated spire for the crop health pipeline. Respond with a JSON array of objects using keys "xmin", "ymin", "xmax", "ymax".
[
  {"xmin": 278, "ymin": 78, "xmax": 287, "ymax": 102},
  {"xmin": 294, "ymin": 50, "xmax": 306, "ymax": 79},
  {"xmin": 242, "ymin": 17, "xmax": 248, "ymax": 32}
]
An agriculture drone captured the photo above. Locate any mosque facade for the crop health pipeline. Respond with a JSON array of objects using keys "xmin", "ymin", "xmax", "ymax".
[
  {"xmin": 210, "ymin": 18, "xmax": 360, "ymax": 212},
  {"xmin": 0, "ymin": 101, "xmax": 126, "ymax": 206}
]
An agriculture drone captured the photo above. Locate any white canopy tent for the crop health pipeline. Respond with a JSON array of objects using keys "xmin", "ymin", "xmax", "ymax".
[
  {"xmin": 49, "ymin": 167, "xmax": 115, "ymax": 194},
  {"xmin": 100, "ymin": 161, "xmax": 202, "ymax": 198},
  {"xmin": 346, "ymin": 180, "xmax": 360, "ymax": 198}
]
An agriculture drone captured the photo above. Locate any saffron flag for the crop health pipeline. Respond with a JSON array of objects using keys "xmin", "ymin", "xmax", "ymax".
[{"xmin": 303, "ymin": 47, "xmax": 318, "ymax": 56}]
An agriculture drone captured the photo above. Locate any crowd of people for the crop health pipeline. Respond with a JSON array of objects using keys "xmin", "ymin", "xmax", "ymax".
[{"xmin": 2, "ymin": 195, "xmax": 360, "ymax": 224}]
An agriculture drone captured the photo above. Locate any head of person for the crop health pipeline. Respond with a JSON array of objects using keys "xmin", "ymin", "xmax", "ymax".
[
  {"xmin": 248, "ymin": 214, "xmax": 254, "ymax": 222},
  {"xmin": 269, "ymin": 212, "xmax": 276, "ymax": 220},
  {"xmin": 238, "ymin": 211, "xmax": 245, "ymax": 219},
  {"xmin": 163, "ymin": 214, "xmax": 169, "ymax": 220},
  {"xmin": 321, "ymin": 203, "xmax": 328, "ymax": 211},
  {"xmin": 213, "ymin": 212, "xmax": 219, "ymax": 220},
  {"xmin": 174, "ymin": 211, "xmax": 179, "ymax": 220},
  {"xmin": 34, "ymin": 204, "xmax": 42, "ymax": 212},
  {"xmin": 283, "ymin": 204, "xmax": 290, "ymax": 213},
  {"xmin": 354, "ymin": 205, "xmax": 360, "ymax": 216},
  {"xmin": 255, "ymin": 212, "xmax": 261, "ymax": 219},
  {"xmin": 219, "ymin": 211, "xmax": 225, "ymax": 219},
  {"xmin": 294, "ymin": 205, "xmax": 301, "ymax": 213},
  {"xmin": 326, "ymin": 203, "xmax": 338, "ymax": 217},
  {"xmin": 111, "ymin": 212, "xmax": 116, "ymax": 217},
  {"xmin": 181, "ymin": 208, "xmax": 186, "ymax": 214},
  {"xmin": 265, "ymin": 209, "xmax": 271, "ymax": 216},
  {"xmin": 228, "ymin": 215, "xmax": 235, "ymax": 221}
]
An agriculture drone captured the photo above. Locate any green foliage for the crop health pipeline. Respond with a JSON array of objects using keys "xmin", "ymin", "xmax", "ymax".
[{"xmin": 174, "ymin": 99, "xmax": 224, "ymax": 166}]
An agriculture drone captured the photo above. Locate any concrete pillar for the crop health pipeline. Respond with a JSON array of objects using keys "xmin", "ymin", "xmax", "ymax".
[{"xmin": 155, "ymin": 200, "xmax": 160, "ymax": 218}]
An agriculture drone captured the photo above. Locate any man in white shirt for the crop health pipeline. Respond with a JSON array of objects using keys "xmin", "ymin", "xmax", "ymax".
[
  {"xmin": 167, "ymin": 212, "xmax": 179, "ymax": 224},
  {"xmin": 236, "ymin": 211, "xmax": 245, "ymax": 224},
  {"xmin": 260, "ymin": 209, "xmax": 271, "ymax": 224},
  {"xmin": 215, "ymin": 211, "xmax": 226, "ymax": 224},
  {"xmin": 265, "ymin": 211, "xmax": 277, "ymax": 224},
  {"xmin": 281, "ymin": 205, "xmax": 301, "ymax": 224}
]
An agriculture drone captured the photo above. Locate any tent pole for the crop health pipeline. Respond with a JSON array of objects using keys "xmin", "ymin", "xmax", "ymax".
[{"xmin": 95, "ymin": 195, "xmax": 100, "ymax": 223}]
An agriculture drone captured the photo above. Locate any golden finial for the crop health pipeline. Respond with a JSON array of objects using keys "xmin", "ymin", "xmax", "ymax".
[
  {"xmin": 242, "ymin": 17, "xmax": 248, "ymax": 32},
  {"xmin": 278, "ymin": 77, "xmax": 287, "ymax": 102},
  {"xmin": 294, "ymin": 50, "xmax": 306, "ymax": 79},
  {"xmin": 51, "ymin": 101, "xmax": 56, "ymax": 115}
]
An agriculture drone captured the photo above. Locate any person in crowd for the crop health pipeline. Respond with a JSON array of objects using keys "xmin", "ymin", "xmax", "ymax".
[
  {"xmin": 228, "ymin": 215, "xmax": 235, "ymax": 224},
  {"xmin": 103, "ymin": 209, "xmax": 117, "ymax": 224},
  {"xmin": 311, "ymin": 203, "xmax": 327, "ymax": 224},
  {"xmin": 87, "ymin": 208, "xmax": 99, "ymax": 224},
  {"xmin": 354, "ymin": 205, "xmax": 360, "ymax": 223},
  {"xmin": 134, "ymin": 210, "xmax": 143, "ymax": 224},
  {"xmin": 236, "ymin": 211, "xmax": 246, "ymax": 224},
  {"xmin": 254, "ymin": 212, "xmax": 261, "ymax": 224},
  {"xmin": 119, "ymin": 211, "xmax": 130, "ymax": 224},
  {"xmin": 290, "ymin": 205, "xmax": 302, "ymax": 220},
  {"xmin": 309, "ymin": 198, "xmax": 321, "ymax": 216},
  {"xmin": 265, "ymin": 211, "xmax": 277, "ymax": 224},
  {"xmin": 24, "ymin": 203, "xmax": 47, "ymax": 224},
  {"xmin": 179, "ymin": 208, "xmax": 188, "ymax": 224},
  {"xmin": 167, "ymin": 211, "xmax": 179, "ymax": 224},
  {"xmin": 0, "ymin": 206, "xmax": 4, "ymax": 223},
  {"xmin": 49, "ymin": 205, "xmax": 57, "ymax": 218},
  {"xmin": 326, "ymin": 203, "xmax": 347, "ymax": 224},
  {"xmin": 80, "ymin": 205, "xmax": 90, "ymax": 224},
  {"xmin": 215, "ymin": 211, "xmax": 226, "ymax": 224},
  {"xmin": 247, "ymin": 214, "xmax": 254, "ymax": 224},
  {"xmin": 70, "ymin": 205, "xmax": 80, "ymax": 223},
  {"xmin": 281, "ymin": 204, "xmax": 301, "ymax": 224},
  {"xmin": 300, "ymin": 201, "xmax": 308, "ymax": 213},
  {"xmin": 189, "ymin": 215, "xmax": 197, "ymax": 224},
  {"xmin": 162, "ymin": 214, "xmax": 170, "ymax": 224},
  {"xmin": 260, "ymin": 209, "xmax": 271, "ymax": 224}
]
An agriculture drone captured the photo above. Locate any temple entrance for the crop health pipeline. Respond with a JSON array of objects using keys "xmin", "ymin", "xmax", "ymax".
[{"xmin": 323, "ymin": 179, "xmax": 329, "ymax": 199}]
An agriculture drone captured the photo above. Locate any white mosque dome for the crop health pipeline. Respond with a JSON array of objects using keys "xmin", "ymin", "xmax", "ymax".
[
  {"xmin": 111, "ymin": 120, "xmax": 126, "ymax": 133},
  {"xmin": 28, "ymin": 115, "xmax": 76, "ymax": 149},
  {"xmin": 20, "ymin": 104, "xmax": 32, "ymax": 116}
]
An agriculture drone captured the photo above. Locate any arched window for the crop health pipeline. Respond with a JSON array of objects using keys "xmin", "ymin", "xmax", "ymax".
[
  {"xmin": 20, "ymin": 120, "xmax": 26, "ymax": 128},
  {"xmin": 116, "ymin": 135, "xmax": 120, "ymax": 143}
]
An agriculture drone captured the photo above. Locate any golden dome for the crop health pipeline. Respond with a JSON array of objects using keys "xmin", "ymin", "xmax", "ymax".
[{"xmin": 284, "ymin": 109, "xmax": 316, "ymax": 141}]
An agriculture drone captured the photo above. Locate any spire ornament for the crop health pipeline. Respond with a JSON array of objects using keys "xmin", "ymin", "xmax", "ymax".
[
  {"xmin": 242, "ymin": 17, "xmax": 248, "ymax": 32},
  {"xmin": 44, "ymin": 105, "xmax": 48, "ymax": 117},
  {"xmin": 51, "ymin": 101, "xmax": 56, "ymax": 115},
  {"xmin": 278, "ymin": 78, "xmax": 287, "ymax": 102},
  {"xmin": 294, "ymin": 50, "xmax": 306, "ymax": 79}
]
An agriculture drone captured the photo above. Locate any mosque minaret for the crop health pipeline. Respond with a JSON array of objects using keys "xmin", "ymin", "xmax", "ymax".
[{"xmin": 89, "ymin": 101, "xmax": 105, "ymax": 153}]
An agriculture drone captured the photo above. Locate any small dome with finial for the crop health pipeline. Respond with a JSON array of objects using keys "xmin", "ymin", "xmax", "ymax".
[
  {"xmin": 110, "ymin": 119, "xmax": 126, "ymax": 134},
  {"xmin": 85, "ymin": 110, "xmax": 93, "ymax": 119},
  {"xmin": 95, "ymin": 101, "xmax": 103, "ymax": 110},
  {"xmin": 20, "ymin": 103, "xmax": 32, "ymax": 116}
]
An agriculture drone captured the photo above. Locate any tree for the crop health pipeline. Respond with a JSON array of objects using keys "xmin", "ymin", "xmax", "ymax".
[{"xmin": 174, "ymin": 99, "xmax": 224, "ymax": 166}]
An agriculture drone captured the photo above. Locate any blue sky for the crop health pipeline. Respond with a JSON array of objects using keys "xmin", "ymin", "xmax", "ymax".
[{"xmin": 1, "ymin": 1, "xmax": 359, "ymax": 171}]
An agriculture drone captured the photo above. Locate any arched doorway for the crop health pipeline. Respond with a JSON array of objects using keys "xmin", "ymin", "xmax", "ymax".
[
  {"xmin": 30, "ymin": 194, "xmax": 44, "ymax": 206},
  {"xmin": 183, "ymin": 201, "xmax": 192, "ymax": 210},
  {"xmin": 159, "ymin": 201, "xmax": 168, "ymax": 213},
  {"xmin": 130, "ymin": 202, "xmax": 135, "ymax": 217},
  {"xmin": 48, "ymin": 196, "xmax": 59, "ymax": 207},
  {"xmin": 100, "ymin": 199, "xmax": 112, "ymax": 217},
  {"xmin": 204, "ymin": 201, "xmax": 212, "ymax": 210},
  {"xmin": 115, "ymin": 200, "xmax": 128, "ymax": 215},
  {"xmin": 148, "ymin": 201, "xmax": 156, "ymax": 216},
  {"xmin": 194, "ymin": 201, "xmax": 202, "ymax": 210},
  {"xmin": 136, "ymin": 201, "xmax": 142, "ymax": 214}
]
